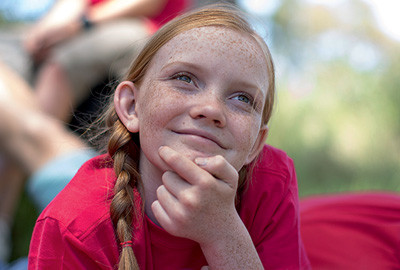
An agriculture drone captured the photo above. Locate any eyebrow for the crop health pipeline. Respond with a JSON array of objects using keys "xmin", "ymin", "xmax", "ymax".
[{"xmin": 161, "ymin": 61, "xmax": 203, "ymax": 73}]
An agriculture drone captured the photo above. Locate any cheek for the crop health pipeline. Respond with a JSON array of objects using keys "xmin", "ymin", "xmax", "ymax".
[
  {"xmin": 236, "ymin": 116, "xmax": 260, "ymax": 145},
  {"xmin": 230, "ymin": 117, "xmax": 261, "ymax": 166},
  {"xmin": 137, "ymin": 83, "xmax": 186, "ymax": 133}
]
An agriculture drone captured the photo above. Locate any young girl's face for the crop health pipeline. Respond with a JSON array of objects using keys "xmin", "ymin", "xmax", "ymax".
[{"xmin": 132, "ymin": 26, "xmax": 269, "ymax": 173}]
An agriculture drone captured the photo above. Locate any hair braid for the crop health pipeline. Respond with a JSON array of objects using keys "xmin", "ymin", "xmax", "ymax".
[{"xmin": 109, "ymin": 119, "xmax": 141, "ymax": 270}]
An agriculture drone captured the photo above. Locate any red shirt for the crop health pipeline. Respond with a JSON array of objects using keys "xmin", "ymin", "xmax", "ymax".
[{"xmin": 28, "ymin": 145, "xmax": 310, "ymax": 269}]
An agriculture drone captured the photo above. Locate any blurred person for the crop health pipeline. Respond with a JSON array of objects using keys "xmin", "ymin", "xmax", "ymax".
[
  {"xmin": 25, "ymin": 0, "xmax": 191, "ymax": 123},
  {"xmin": 0, "ymin": 60, "xmax": 97, "ymax": 266},
  {"xmin": 0, "ymin": 0, "xmax": 56, "ymax": 79}
]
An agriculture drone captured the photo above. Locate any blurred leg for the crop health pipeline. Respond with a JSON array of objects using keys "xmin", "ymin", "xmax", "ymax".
[
  {"xmin": 0, "ymin": 62, "xmax": 90, "ymax": 260},
  {"xmin": 0, "ymin": 61, "xmax": 87, "ymax": 173},
  {"xmin": 35, "ymin": 62, "xmax": 75, "ymax": 123}
]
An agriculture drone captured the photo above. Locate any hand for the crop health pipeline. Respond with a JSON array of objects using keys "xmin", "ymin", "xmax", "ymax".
[
  {"xmin": 24, "ymin": 20, "xmax": 81, "ymax": 63},
  {"xmin": 151, "ymin": 146, "xmax": 240, "ymax": 246}
]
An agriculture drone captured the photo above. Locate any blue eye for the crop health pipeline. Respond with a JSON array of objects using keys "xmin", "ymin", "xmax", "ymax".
[
  {"xmin": 174, "ymin": 73, "xmax": 192, "ymax": 84},
  {"xmin": 234, "ymin": 93, "xmax": 253, "ymax": 105}
]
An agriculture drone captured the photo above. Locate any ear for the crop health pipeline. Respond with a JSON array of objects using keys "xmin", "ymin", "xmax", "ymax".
[
  {"xmin": 245, "ymin": 125, "xmax": 269, "ymax": 165},
  {"xmin": 114, "ymin": 81, "xmax": 140, "ymax": 133}
]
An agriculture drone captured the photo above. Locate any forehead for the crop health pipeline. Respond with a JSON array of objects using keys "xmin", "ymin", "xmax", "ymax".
[
  {"xmin": 149, "ymin": 26, "xmax": 269, "ymax": 90},
  {"xmin": 164, "ymin": 26, "xmax": 261, "ymax": 59}
]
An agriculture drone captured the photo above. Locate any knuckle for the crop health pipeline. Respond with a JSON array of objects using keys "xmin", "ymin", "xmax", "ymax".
[
  {"xmin": 232, "ymin": 170, "xmax": 239, "ymax": 181},
  {"xmin": 180, "ymin": 191, "xmax": 198, "ymax": 208},
  {"xmin": 213, "ymin": 155, "xmax": 226, "ymax": 167},
  {"xmin": 197, "ymin": 175, "xmax": 215, "ymax": 190}
]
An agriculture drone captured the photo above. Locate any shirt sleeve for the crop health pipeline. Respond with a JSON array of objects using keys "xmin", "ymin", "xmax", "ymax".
[{"xmin": 28, "ymin": 216, "xmax": 118, "ymax": 269}]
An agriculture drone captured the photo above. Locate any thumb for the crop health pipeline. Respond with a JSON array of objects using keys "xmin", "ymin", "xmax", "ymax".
[{"xmin": 201, "ymin": 266, "xmax": 209, "ymax": 270}]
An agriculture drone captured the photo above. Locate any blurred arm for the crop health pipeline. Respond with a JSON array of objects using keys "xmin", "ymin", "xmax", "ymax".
[{"xmin": 87, "ymin": 0, "xmax": 167, "ymax": 24}]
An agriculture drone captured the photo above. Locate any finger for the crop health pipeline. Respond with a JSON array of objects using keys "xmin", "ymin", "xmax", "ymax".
[
  {"xmin": 194, "ymin": 155, "xmax": 238, "ymax": 188},
  {"xmin": 152, "ymin": 186, "xmax": 185, "ymax": 236},
  {"xmin": 152, "ymin": 185, "xmax": 181, "ymax": 230},
  {"xmin": 156, "ymin": 184, "xmax": 180, "ymax": 212},
  {"xmin": 158, "ymin": 146, "xmax": 206, "ymax": 185},
  {"xmin": 151, "ymin": 199, "xmax": 174, "ymax": 229},
  {"xmin": 162, "ymin": 170, "xmax": 192, "ymax": 199}
]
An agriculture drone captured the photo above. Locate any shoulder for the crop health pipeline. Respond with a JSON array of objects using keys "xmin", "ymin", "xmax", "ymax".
[
  {"xmin": 37, "ymin": 154, "xmax": 116, "ymax": 240},
  {"xmin": 250, "ymin": 144, "xmax": 296, "ymax": 193},
  {"xmin": 239, "ymin": 145, "xmax": 308, "ymax": 269},
  {"xmin": 239, "ymin": 144, "xmax": 299, "ymax": 222},
  {"xmin": 254, "ymin": 144, "xmax": 294, "ymax": 174}
]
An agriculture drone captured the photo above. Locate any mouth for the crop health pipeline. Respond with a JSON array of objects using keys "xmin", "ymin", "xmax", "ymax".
[{"xmin": 173, "ymin": 128, "xmax": 226, "ymax": 149}]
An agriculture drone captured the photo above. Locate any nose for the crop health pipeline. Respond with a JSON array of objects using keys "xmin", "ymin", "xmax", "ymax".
[{"xmin": 189, "ymin": 95, "xmax": 226, "ymax": 128}]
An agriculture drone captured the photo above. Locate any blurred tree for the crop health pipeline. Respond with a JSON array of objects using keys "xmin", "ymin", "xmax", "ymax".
[{"xmin": 263, "ymin": 0, "xmax": 400, "ymax": 196}]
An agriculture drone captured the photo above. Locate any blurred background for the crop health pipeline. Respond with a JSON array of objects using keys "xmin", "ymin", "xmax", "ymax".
[
  {"xmin": 0, "ymin": 0, "xmax": 399, "ymax": 263},
  {"xmin": 237, "ymin": 0, "xmax": 400, "ymax": 196}
]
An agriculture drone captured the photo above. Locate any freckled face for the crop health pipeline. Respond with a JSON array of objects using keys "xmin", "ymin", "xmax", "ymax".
[{"xmin": 134, "ymin": 26, "xmax": 269, "ymax": 173}]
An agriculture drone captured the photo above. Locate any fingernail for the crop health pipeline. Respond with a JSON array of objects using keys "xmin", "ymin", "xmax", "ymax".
[{"xmin": 195, "ymin": 157, "xmax": 208, "ymax": 166}]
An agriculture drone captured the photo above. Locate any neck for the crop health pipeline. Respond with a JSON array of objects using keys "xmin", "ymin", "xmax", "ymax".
[{"xmin": 138, "ymin": 151, "xmax": 163, "ymax": 226}]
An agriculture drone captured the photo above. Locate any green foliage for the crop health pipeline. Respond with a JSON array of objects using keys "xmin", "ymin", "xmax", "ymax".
[
  {"xmin": 263, "ymin": 0, "xmax": 400, "ymax": 197},
  {"xmin": 10, "ymin": 191, "xmax": 37, "ymax": 261},
  {"xmin": 268, "ymin": 59, "xmax": 400, "ymax": 197}
]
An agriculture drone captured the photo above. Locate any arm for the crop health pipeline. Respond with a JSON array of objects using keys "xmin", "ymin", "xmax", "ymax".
[
  {"xmin": 24, "ymin": 0, "xmax": 167, "ymax": 62},
  {"xmin": 199, "ymin": 216, "xmax": 263, "ymax": 269},
  {"xmin": 151, "ymin": 146, "xmax": 263, "ymax": 269},
  {"xmin": 87, "ymin": 0, "xmax": 167, "ymax": 24},
  {"xmin": 24, "ymin": 0, "xmax": 88, "ymax": 62}
]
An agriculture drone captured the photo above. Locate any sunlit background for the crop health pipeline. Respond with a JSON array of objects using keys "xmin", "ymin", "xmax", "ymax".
[{"xmin": 238, "ymin": 0, "xmax": 400, "ymax": 196}]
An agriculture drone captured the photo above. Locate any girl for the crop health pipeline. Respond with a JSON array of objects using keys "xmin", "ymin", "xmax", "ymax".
[{"xmin": 29, "ymin": 5, "xmax": 310, "ymax": 269}]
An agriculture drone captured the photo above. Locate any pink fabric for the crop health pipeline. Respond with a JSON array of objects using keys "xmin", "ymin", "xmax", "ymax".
[
  {"xmin": 145, "ymin": 0, "xmax": 192, "ymax": 34},
  {"xmin": 89, "ymin": 0, "xmax": 104, "ymax": 5},
  {"xmin": 300, "ymin": 192, "xmax": 400, "ymax": 270},
  {"xmin": 28, "ymin": 145, "xmax": 310, "ymax": 269},
  {"xmin": 90, "ymin": 0, "xmax": 191, "ymax": 33}
]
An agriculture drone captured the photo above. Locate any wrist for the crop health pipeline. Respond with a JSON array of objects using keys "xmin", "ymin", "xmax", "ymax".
[
  {"xmin": 199, "ymin": 215, "xmax": 262, "ymax": 269},
  {"xmin": 80, "ymin": 14, "xmax": 94, "ymax": 31}
]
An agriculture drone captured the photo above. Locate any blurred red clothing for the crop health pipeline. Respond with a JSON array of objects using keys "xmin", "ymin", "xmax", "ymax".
[
  {"xmin": 90, "ymin": 0, "xmax": 191, "ymax": 33},
  {"xmin": 300, "ymin": 192, "xmax": 400, "ymax": 270}
]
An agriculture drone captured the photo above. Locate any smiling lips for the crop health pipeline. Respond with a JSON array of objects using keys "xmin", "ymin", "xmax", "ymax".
[{"xmin": 173, "ymin": 129, "xmax": 226, "ymax": 149}]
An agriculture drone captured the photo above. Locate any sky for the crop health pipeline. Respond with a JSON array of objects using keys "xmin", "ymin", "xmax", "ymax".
[
  {"xmin": 238, "ymin": 0, "xmax": 400, "ymax": 42},
  {"xmin": 364, "ymin": 0, "xmax": 400, "ymax": 41}
]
